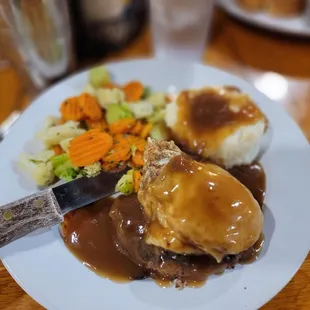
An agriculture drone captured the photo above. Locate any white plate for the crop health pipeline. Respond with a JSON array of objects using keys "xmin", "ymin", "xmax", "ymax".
[
  {"xmin": 1, "ymin": 59, "xmax": 310, "ymax": 310},
  {"xmin": 218, "ymin": 0, "xmax": 310, "ymax": 37}
]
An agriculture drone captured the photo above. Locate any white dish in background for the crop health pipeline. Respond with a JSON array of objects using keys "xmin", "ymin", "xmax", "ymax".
[
  {"xmin": 1, "ymin": 59, "xmax": 310, "ymax": 310},
  {"xmin": 218, "ymin": 0, "xmax": 310, "ymax": 37}
]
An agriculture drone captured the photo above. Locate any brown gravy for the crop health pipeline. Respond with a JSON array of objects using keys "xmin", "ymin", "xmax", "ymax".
[
  {"xmin": 173, "ymin": 89, "xmax": 266, "ymax": 157},
  {"xmin": 174, "ymin": 148, "xmax": 266, "ymax": 207},
  {"xmin": 228, "ymin": 162, "xmax": 266, "ymax": 207},
  {"xmin": 240, "ymin": 233, "xmax": 265, "ymax": 264},
  {"xmin": 154, "ymin": 276, "xmax": 206, "ymax": 289},
  {"xmin": 187, "ymin": 92, "xmax": 258, "ymax": 132},
  {"xmin": 109, "ymin": 195, "xmax": 229, "ymax": 286},
  {"xmin": 154, "ymin": 278, "xmax": 173, "ymax": 288},
  {"xmin": 61, "ymin": 198, "xmax": 145, "ymax": 282},
  {"xmin": 141, "ymin": 155, "xmax": 264, "ymax": 262},
  {"xmin": 61, "ymin": 161, "xmax": 266, "ymax": 286}
]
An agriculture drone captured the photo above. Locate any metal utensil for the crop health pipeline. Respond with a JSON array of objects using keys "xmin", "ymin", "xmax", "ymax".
[
  {"xmin": 0, "ymin": 110, "xmax": 21, "ymax": 142},
  {"xmin": 0, "ymin": 168, "xmax": 128, "ymax": 247}
]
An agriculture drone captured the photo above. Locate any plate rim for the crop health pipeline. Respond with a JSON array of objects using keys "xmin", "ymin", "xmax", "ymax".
[{"xmin": 218, "ymin": 0, "xmax": 310, "ymax": 37}]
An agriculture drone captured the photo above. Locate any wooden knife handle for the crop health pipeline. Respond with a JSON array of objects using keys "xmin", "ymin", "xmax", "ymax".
[{"xmin": 0, "ymin": 188, "xmax": 63, "ymax": 248}]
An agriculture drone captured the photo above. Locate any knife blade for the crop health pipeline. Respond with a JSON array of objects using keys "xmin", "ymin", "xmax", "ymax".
[{"xmin": 0, "ymin": 168, "xmax": 128, "ymax": 248}]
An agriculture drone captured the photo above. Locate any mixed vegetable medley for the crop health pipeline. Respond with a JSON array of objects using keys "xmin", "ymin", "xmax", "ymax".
[{"xmin": 19, "ymin": 65, "xmax": 170, "ymax": 195}]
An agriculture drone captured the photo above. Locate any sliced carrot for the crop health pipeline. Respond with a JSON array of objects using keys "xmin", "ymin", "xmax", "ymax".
[
  {"xmin": 109, "ymin": 118, "xmax": 136, "ymax": 134},
  {"xmin": 85, "ymin": 118, "xmax": 108, "ymax": 132},
  {"xmin": 133, "ymin": 170, "xmax": 141, "ymax": 192},
  {"xmin": 126, "ymin": 135, "xmax": 146, "ymax": 152},
  {"xmin": 68, "ymin": 130, "xmax": 113, "ymax": 167},
  {"xmin": 102, "ymin": 133, "xmax": 133, "ymax": 166},
  {"xmin": 123, "ymin": 80, "xmax": 144, "ymax": 102},
  {"xmin": 102, "ymin": 161, "xmax": 128, "ymax": 171},
  {"xmin": 113, "ymin": 134, "xmax": 145, "ymax": 153},
  {"xmin": 130, "ymin": 121, "xmax": 143, "ymax": 135},
  {"xmin": 102, "ymin": 143, "xmax": 131, "ymax": 164},
  {"xmin": 132, "ymin": 151, "xmax": 144, "ymax": 167},
  {"xmin": 52, "ymin": 145, "xmax": 64, "ymax": 155},
  {"xmin": 79, "ymin": 93, "xmax": 103, "ymax": 121},
  {"xmin": 102, "ymin": 161, "xmax": 119, "ymax": 171},
  {"xmin": 129, "ymin": 159, "xmax": 137, "ymax": 169},
  {"xmin": 113, "ymin": 134, "xmax": 131, "ymax": 145},
  {"xmin": 140, "ymin": 123, "xmax": 153, "ymax": 138},
  {"xmin": 60, "ymin": 97, "xmax": 84, "ymax": 121}
]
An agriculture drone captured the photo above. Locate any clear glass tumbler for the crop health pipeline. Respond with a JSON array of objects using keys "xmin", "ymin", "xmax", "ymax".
[
  {"xmin": 149, "ymin": 0, "xmax": 215, "ymax": 62},
  {"xmin": 0, "ymin": 0, "xmax": 75, "ymax": 92}
]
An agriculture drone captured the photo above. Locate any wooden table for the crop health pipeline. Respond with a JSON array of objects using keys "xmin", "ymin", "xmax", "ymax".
[{"xmin": 1, "ymin": 9, "xmax": 310, "ymax": 310}]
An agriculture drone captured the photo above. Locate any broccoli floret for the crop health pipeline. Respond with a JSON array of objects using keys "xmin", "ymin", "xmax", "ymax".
[
  {"xmin": 59, "ymin": 168, "xmax": 79, "ymax": 182},
  {"xmin": 106, "ymin": 103, "xmax": 133, "ymax": 124},
  {"xmin": 142, "ymin": 86, "xmax": 151, "ymax": 99},
  {"xmin": 54, "ymin": 160, "xmax": 75, "ymax": 178},
  {"xmin": 51, "ymin": 154, "xmax": 69, "ymax": 169},
  {"xmin": 115, "ymin": 173, "xmax": 134, "ymax": 195},
  {"xmin": 126, "ymin": 169, "xmax": 134, "ymax": 176},
  {"xmin": 51, "ymin": 153, "xmax": 79, "ymax": 180},
  {"xmin": 115, "ymin": 170, "xmax": 134, "ymax": 195},
  {"xmin": 83, "ymin": 162, "xmax": 102, "ymax": 178}
]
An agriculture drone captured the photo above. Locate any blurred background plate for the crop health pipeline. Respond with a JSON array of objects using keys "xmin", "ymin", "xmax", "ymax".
[{"xmin": 218, "ymin": 0, "xmax": 310, "ymax": 37}]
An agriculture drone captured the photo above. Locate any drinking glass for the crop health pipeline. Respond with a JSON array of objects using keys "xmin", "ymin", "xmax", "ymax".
[
  {"xmin": 0, "ymin": 0, "xmax": 75, "ymax": 93},
  {"xmin": 149, "ymin": 0, "xmax": 215, "ymax": 62}
]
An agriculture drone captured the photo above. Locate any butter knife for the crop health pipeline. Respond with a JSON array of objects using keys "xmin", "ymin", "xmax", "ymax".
[{"xmin": 0, "ymin": 168, "xmax": 127, "ymax": 248}]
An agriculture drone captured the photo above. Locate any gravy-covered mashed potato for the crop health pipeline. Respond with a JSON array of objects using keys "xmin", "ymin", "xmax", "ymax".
[{"xmin": 165, "ymin": 86, "xmax": 269, "ymax": 168}]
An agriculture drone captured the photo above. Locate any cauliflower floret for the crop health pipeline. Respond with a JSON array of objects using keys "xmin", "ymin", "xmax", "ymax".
[
  {"xmin": 148, "ymin": 92, "xmax": 166, "ymax": 108},
  {"xmin": 147, "ymin": 108, "xmax": 166, "ymax": 124},
  {"xmin": 43, "ymin": 116, "xmax": 61, "ymax": 129},
  {"xmin": 36, "ymin": 116, "xmax": 61, "ymax": 140},
  {"xmin": 83, "ymin": 84, "xmax": 96, "ymax": 96},
  {"xmin": 83, "ymin": 162, "xmax": 102, "ymax": 177},
  {"xmin": 129, "ymin": 101, "xmax": 154, "ymax": 119},
  {"xmin": 27, "ymin": 150, "xmax": 55, "ymax": 163},
  {"xmin": 60, "ymin": 137, "xmax": 73, "ymax": 152},
  {"xmin": 40, "ymin": 121, "xmax": 85, "ymax": 147},
  {"xmin": 96, "ymin": 88, "xmax": 125, "ymax": 108},
  {"xmin": 18, "ymin": 154, "xmax": 55, "ymax": 186},
  {"xmin": 149, "ymin": 122, "xmax": 169, "ymax": 141}
]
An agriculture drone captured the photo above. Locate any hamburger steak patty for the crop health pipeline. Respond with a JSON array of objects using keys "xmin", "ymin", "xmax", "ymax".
[{"xmin": 109, "ymin": 194, "xmax": 242, "ymax": 286}]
